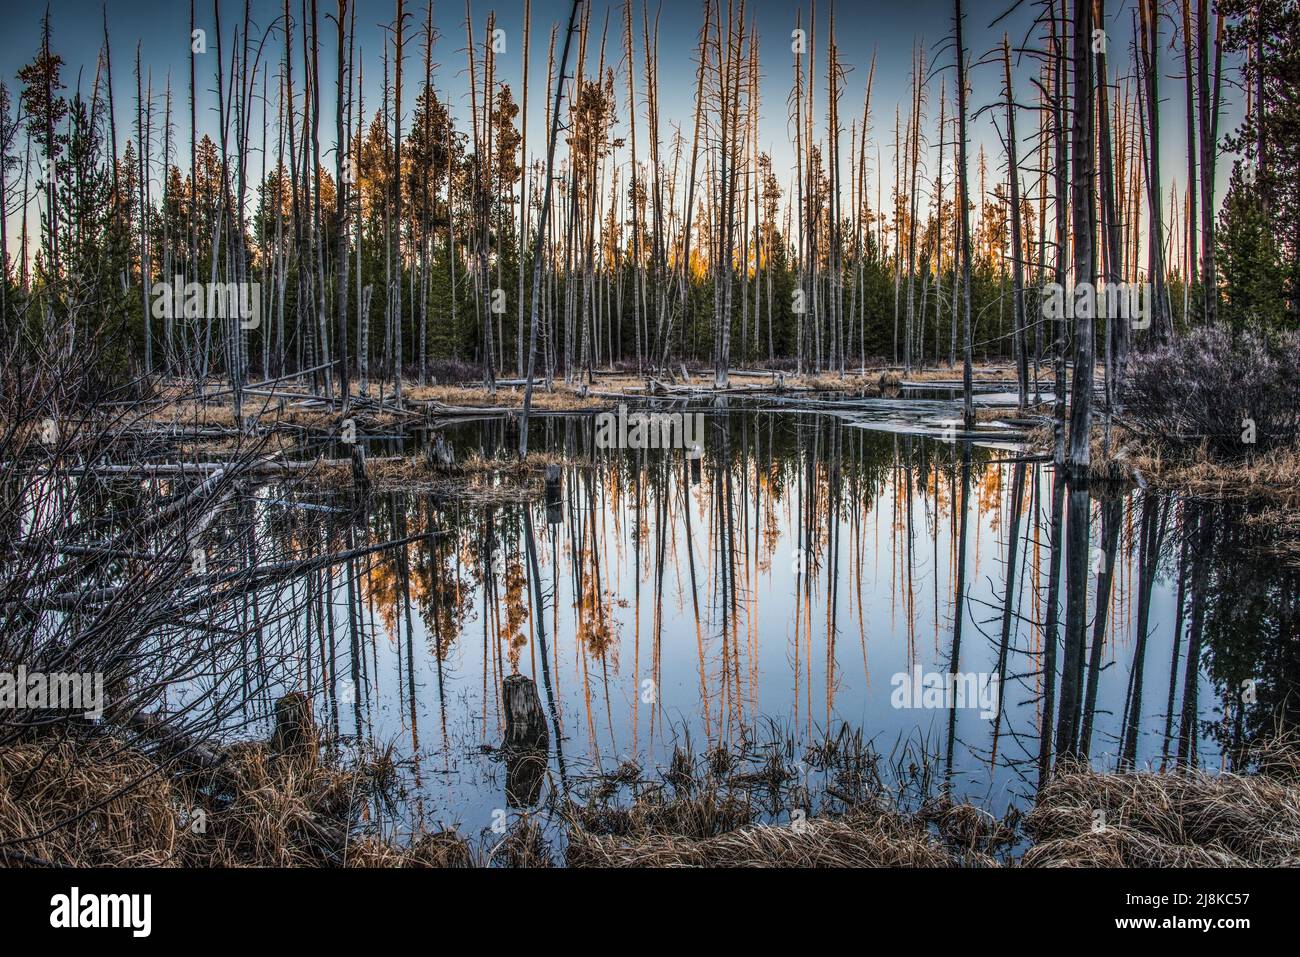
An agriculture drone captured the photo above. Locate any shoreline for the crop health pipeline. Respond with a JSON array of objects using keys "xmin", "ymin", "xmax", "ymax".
[{"xmin": 4, "ymin": 715, "xmax": 1296, "ymax": 868}]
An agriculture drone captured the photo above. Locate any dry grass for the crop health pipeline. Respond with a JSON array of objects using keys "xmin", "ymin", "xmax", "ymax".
[
  {"xmin": 0, "ymin": 738, "xmax": 183, "ymax": 867},
  {"xmin": 797, "ymin": 372, "xmax": 885, "ymax": 392},
  {"xmin": 1065, "ymin": 428, "xmax": 1300, "ymax": 568},
  {"xmin": 1023, "ymin": 749, "xmax": 1300, "ymax": 867},
  {"xmin": 562, "ymin": 729, "xmax": 1006, "ymax": 867},
  {"xmin": 896, "ymin": 363, "xmax": 1029, "ymax": 383},
  {"xmin": 566, "ymin": 803, "xmax": 959, "ymax": 867},
  {"xmin": 345, "ymin": 831, "xmax": 473, "ymax": 868},
  {"xmin": 8, "ymin": 729, "xmax": 1300, "ymax": 867},
  {"xmin": 973, "ymin": 407, "xmax": 1026, "ymax": 424},
  {"xmin": 1109, "ymin": 434, "xmax": 1300, "ymax": 507},
  {"xmin": 186, "ymin": 741, "xmax": 362, "ymax": 866},
  {"xmin": 310, "ymin": 449, "xmax": 568, "ymax": 503},
  {"xmin": 567, "ymin": 361, "xmax": 1020, "ymax": 396},
  {"xmin": 0, "ymin": 732, "xmax": 461, "ymax": 868},
  {"xmin": 176, "ymin": 432, "xmax": 299, "ymax": 457},
  {"xmin": 564, "ymin": 731, "xmax": 1300, "ymax": 868},
  {"xmin": 404, "ymin": 382, "xmax": 606, "ymax": 411},
  {"xmin": 143, "ymin": 396, "xmax": 407, "ymax": 431},
  {"xmin": 1031, "ymin": 423, "xmax": 1300, "ymax": 507},
  {"xmin": 491, "ymin": 816, "xmax": 554, "ymax": 868}
]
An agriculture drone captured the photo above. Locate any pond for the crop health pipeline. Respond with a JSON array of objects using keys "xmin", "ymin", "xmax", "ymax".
[{"xmin": 150, "ymin": 401, "xmax": 1300, "ymax": 846}]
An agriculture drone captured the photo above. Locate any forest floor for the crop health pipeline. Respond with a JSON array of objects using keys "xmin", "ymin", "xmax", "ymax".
[
  {"xmin": 134, "ymin": 360, "xmax": 1026, "ymax": 429},
  {"xmin": 4, "ymin": 721, "xmax": 1296, "ymax": 867}
]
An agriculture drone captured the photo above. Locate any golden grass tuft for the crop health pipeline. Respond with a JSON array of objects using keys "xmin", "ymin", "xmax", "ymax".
[
  {"xmin": 492, "ymin": 817, "xmax": 554, "ymax": 868},
  {"xmin": 1022, "ymin": 760, "xmax": 1300, "ymax": 867},
  {"xmin": 0, "ymin": 738, "xmax": 181, "ymax": 867},
  {"xmin": 570, "ymin": 789, "xmax": 756, "ymax": 844},
  {"xmin": 309, "ymin": 449, "xmax": 568, "ymax": 505},
  {"xmin": 345, "ymin": 831, "xmax": 474, "ymax": 868},
  {"xmin": 566, "ymin": 803, "xmax": 958, "ymax": 868},
  {"xmin": 188, "ymin": 741, "xmax": 357, "ymax": 866},
  {"xmin": 0, "ymin": 735, "xmax": 399, "ymax": 867}
]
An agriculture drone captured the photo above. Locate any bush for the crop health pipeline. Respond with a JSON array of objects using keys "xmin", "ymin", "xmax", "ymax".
[{"xmin": 1121, "ymin": 328, "xmax": 1300, "ymax": 455}]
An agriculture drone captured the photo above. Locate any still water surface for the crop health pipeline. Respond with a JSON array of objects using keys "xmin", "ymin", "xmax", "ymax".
[{"xmin": 162, "ymin": 402, "xmax": 1298, "ymax": 843}]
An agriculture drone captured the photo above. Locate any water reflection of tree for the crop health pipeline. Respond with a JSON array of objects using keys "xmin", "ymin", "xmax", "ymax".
[
  {"xmin": 1191, "ymin": 501, "xmax": 1300, "ymax": 768},
  {"xmin": 243, "ymin": 411, "xmax": 1300, "ymax": 820}
]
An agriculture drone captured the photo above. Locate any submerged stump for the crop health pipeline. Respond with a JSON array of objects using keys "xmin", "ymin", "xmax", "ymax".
[
  {"xmin": 426, "ymin": 434, "xmax": 455, "ymax": 470},
  {"xmin": 502, "ymin": 674, "xmax": 549, "ymax": 808},
  {"xmin": 544, "ymin": 464, "xmax": 563, "ymax": 526},
  {"xmin": 350, "ymin": 445, "xmax": 369, "ymax": 492},
  {"xmin": 503, "ymin": 674, "xmax": 548, "ymax": 751}
]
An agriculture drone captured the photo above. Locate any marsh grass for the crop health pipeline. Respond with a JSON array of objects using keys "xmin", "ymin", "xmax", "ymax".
[
  {"xmin": 1107, "ymin": 434, "xmax": 1300, "ymax": 507},
  {"xmin": 6, "ymin": 727, "xmax": 1300, "ymax": 867},
  {"xmin": 310, "ymin": 450, "xmax": 570, "ymax": 503},
  {"xmin": 557, "ymin": 725, "xmax": 1012, "ymax": 867},
  {"xmin": 0, "ymin": 734, "xmax": 403, "ymax": 867},
  {"xmin": 1027, "ymin": 422, "xmax": 1300, "ymax": 562},
  {"xmin": 1023, "ymin": 741, "xmax": 1300, "ymax": 867},
  {"xmin": 403, "ymin": 382, "xmax": 607, "ymax": 411}
]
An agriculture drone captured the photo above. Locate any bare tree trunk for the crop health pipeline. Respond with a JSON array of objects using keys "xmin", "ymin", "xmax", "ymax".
[
  {"xmin": 335, "ymin": 0, "xmax": 351, "ymax": 412},
  {"xmin": 517, "ymin": 0, "xmax": 531, "ymax": 377},
  {"xmin": 392, "ymin": 0, "xmax": 406, "ymax": 404},
  {"xmin": 953, "ymin": 0, "xmax": 974, "ymax": 428},
  {"xmin": 1002, "ymin": 37, "xmax": 1028, "ymax": 413},
  {"xmin": 1138, "ymin": 0, "xmax": 1171, "ymax": 343},
  {"xmin": 519, "ymin": 0, "xmax": 582, "ymax": 458},
  {"xmin": 1181, "ymin": 0, "xmax": 1198, "ymax": 303},
  {"xmin": 1067, "ymin": 0, "xmax": 1096, "ymax": 474},
  {"xmin": 1195, "ymin": 0, "xmax": 1222, "ymax": 326}
]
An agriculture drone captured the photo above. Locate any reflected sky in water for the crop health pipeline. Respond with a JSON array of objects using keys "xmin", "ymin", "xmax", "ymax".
[{"xmin": 163, "ymin": 408, "xmax": 1298, "ymax": 840}]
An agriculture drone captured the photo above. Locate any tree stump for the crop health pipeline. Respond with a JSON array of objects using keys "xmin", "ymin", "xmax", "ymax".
[
  {"xmin": 270, "ymin": 691, "xmax": 318, "ymax": 772},
  {"xmin": 544, "ymin": 463, "xmax": 562, "ymax": 500},
  {"xmin": 503, "ymin": 674, "xmax": 548, "ymax": 751},
  {"xmin": 503, "ymin": 674, "xmax": 548, "ymax": 807},
  {"xmin": 350, "ymin": 445, "xmax": 369, "ymax": 491},
  {"xmin": 545, "ymin": 463, "xmax": 563, "ymax": 526},
  {"xmin": 426, "ymin": 434, "xmax": 454, "ymax": 470}
]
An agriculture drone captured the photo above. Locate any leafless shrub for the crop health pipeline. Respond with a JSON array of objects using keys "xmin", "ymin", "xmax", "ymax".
[{"xmin": 1121, "ymin": 328, "xmax": 1300, "ymax": 455}]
